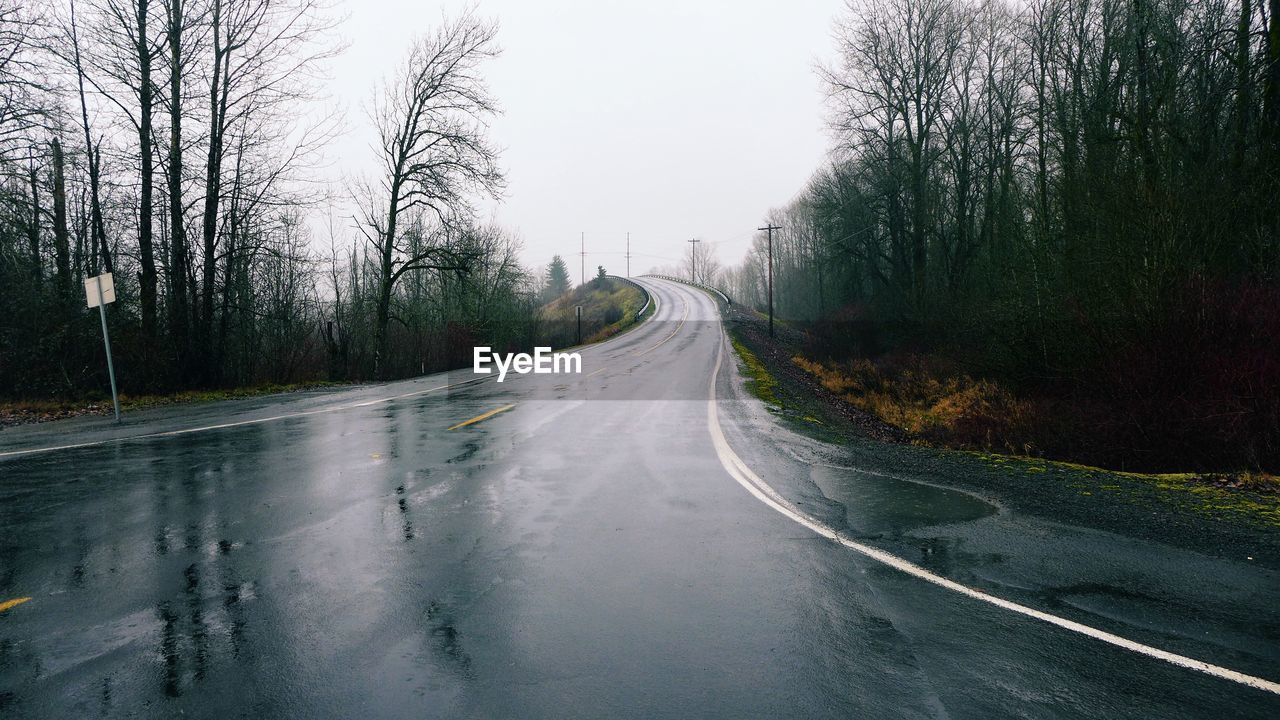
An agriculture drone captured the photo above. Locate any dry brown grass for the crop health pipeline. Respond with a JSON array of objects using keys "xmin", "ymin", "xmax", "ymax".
[{"xmin": 792, "ymin": 354, "xmax": 1037, "ymax": 451}]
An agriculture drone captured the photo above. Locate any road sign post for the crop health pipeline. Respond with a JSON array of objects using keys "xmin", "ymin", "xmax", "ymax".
[{"xmin": 85, "ymin": 273, "xmax": 121, "ymax": 422}]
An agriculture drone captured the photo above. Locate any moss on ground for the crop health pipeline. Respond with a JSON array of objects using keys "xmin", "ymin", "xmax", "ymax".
[
  {"xmin": 729, "ymin": 334, "xmax": 780, "ymax": 408},
  {"xmin": 968, "ymin": 450, "xmax": 1280, "ymax": 530}
]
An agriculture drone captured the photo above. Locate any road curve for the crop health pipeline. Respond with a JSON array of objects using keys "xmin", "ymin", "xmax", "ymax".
[{"xmin": 0, "ymin": 277, "xmax": 1277, "ymax": 718}]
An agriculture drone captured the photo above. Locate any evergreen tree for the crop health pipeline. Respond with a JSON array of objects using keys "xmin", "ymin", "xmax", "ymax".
[{"xmin": 544, "ymin": 255, "xmax": 570, "ymax": 300}]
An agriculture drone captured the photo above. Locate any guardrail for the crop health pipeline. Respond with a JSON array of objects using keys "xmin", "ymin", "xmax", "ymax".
[
  {"xmin": 607, "ymin": 275, "xmax": 652, "ymax": 320},
  {"xmin": 640, "ymin": 274, "xmax": 733, "ymax": 306}
]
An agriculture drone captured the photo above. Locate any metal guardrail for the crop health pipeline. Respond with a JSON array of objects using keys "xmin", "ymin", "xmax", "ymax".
[
  {"xmin": 639, "ymin": 274, "xmax": 733, "ymax": 306},
  {"xmin": 607, "ymin": 275, "xmax": 652, "ymax": 320}
]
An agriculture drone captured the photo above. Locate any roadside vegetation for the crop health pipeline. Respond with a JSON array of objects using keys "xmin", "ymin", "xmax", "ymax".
[
  {"xmin": 0, "ymin": 381, "xmax": 348, "ymax": 427},
  {"xmin": 0, "ymin": 6, "xmax": 626, "ymax": 415},
  {"xmin": 729, "ymin": 335, "xmax": 779, "ymax": 408},
  {"xmin": 0, "ymin": 270, "xmax": 646, "ymax": 426},
  {"xmin": 721, "ymin": 0, "xmax": 1280, "ymax": 477},
  {"xmin": 726, "ymin": 311, "xmax": 1280, "ymax": 537},
  {"xmin": 539, "ymin": 271, "xmax": 645, "ymax": 348}
]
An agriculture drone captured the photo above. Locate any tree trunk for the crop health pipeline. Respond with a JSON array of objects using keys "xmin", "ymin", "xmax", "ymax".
[
  {"xmin": 51, "ymin": 138, "xmax": 71, "ymax": 298},
  {"xmin": 910, "ymin": 141, "xmax": 928, "ymax": 305},
  {"xmin": 201, "ymin": 0, "xmax": 228, "ymax": 375},
  {"xmin": 1267, "ymin": 0, "xmax": 1280, "ymax": 144},
  {"xmin": 90, "ymin": 147, "xmax": 111, "ymax": 273},
  {"xmin": 167, "ymin": 0, "xmax": 190, "ymax": 377},
  {"xmin": 70, "ymin": 0, "xmax": 111, "ymax": 276},
  {"xmin": 28, "ymin": 161, "xmax": 40, "ymax": 284},
  {"xmin": 138, "ymin": 0, "xmax": 159, "ymax": 342},
  {"xmin": 1235, "ymin": 0, "xmax": 1254, "ymax": 168},
  {"xmin": 374, "ymin": 181, "xmax": 403, "ymax": 380}
]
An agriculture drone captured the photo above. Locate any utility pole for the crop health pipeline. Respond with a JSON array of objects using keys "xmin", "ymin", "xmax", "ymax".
[
  {"xmin": 625, "ymin": 232, "xmax": 631, "ymax": 278},
  {"xmin": 758, "ymin": 224, "xmax": 781, "ymax": 337},
  {"xmin": 687, "ymin": 237, "xmax": 700, "ymax": 284},
  {"xmin": 580, "ymin": 232, "xmax": 585, "ymax": 286}
]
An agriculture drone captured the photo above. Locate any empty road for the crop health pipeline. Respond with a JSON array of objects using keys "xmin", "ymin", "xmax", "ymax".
[{"xmin": 1, "ymin": 277, "xmax": 1277, "ymax": 718}]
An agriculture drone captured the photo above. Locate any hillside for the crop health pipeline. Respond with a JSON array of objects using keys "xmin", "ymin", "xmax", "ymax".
[{"xmin": 539, "ymin": 277, "xmax": 647, "ymax": 349}]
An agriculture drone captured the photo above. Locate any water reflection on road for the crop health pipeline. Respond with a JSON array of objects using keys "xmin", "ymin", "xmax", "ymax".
[{"xmin": 809, "ymin": 464, "xmax": 997, "ymax": 535}]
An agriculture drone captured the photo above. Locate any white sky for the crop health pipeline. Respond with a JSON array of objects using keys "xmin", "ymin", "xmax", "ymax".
[{"xmin": 327, "ymin": 0, "xmax": 841, "ymax": 276}]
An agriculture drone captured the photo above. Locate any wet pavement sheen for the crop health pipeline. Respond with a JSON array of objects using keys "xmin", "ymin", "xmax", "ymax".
[{"xmin": 0, "ymin": 278, "xmax": 1278, "ymax": 718}]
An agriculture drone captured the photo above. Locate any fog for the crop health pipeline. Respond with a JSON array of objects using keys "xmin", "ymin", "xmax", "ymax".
[{"xmin": 329, "ymin": 0, "xmax": 837, "ymax": 273}]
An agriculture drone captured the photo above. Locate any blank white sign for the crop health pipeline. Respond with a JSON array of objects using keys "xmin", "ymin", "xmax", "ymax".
[{"xmin": 85, "ymin": 273, "xmax": 116, "ymax": 308}]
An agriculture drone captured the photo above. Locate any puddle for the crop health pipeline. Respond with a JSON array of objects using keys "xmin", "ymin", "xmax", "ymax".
[{"xmin": 810, "ymin": 465, "xmax": 997, "ymax": 535}]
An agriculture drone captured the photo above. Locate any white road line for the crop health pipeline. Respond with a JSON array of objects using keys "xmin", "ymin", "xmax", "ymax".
[
  {"xmin": 0, "ymin": 376, "xmax": 490, "ymax": 460},
  {"xmin": 706, "ymin": 336, "xmax": 1280, "ymax": 697}
]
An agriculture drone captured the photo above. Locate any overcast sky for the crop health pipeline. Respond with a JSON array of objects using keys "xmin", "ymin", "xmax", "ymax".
[{"xmin": 328, "ymin": 0, "xmax": 842, "ymax": 278}]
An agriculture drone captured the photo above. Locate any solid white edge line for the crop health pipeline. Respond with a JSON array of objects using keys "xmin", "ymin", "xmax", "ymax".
[
  {"xmin": 0, "ymin": 376, "xmax": 491, "ymax": 460},
  {"xmin": 706, "ymin": 335, "xmax": 1280, "ymax": 697}
]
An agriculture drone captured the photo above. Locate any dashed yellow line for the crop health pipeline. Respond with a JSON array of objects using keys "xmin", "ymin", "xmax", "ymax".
[
  {"xmin": 0, "ymin": 597, "xmax": 31, "ymax": 613},
  {"xmin": 447, "ymin": 404, "xmax": 516, "ymax": 431}
]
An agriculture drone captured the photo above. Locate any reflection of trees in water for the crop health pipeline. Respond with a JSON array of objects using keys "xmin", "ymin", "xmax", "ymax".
[
  {"xmin": 157, "ymin": 563, "xmax": 210, "ymax": 697},
  {"xmin": 154, "ymin": 559, "xmax": 253, "ymax": 697},
  {"xmin": 425, "ymin": 599, "xmax": 474, "ymax": 679},
  {"xmin": 70, "ymin": 525, "xmax": 88, "ymax": 589},
  {"xmin": 150, "ymin": 431, "xmax": 267, "ymax": 697},
  {"xmin": 397, "ymin": 485, "xmax": 415, "ymax": 541}
]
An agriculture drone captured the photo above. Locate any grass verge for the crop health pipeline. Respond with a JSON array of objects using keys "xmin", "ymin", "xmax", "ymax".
[
  {"xmin": 968, "ymin": 451, "xmax": 1280, "ymax": 530},
  {"xmin": 1, "ymin": 380, "xmax": 349, "ymax": 427},
  {"xmin": 729, "ymin": 334, "xmax": 780, "ymax": 408}
]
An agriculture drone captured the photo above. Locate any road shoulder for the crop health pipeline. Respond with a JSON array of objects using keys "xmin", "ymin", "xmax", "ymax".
[{"xmin": 721, "ymin": 305, "xmax": 1280, "ymax": 571}]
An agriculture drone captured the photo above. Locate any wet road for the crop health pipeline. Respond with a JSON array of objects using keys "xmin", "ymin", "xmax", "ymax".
[{"xmin": 1, "ymin": 277, "xmax": 1278, "ymax": 718}]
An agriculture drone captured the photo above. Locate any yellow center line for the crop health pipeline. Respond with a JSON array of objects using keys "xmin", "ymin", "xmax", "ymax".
[
  {"xmin": 447, "ymin": 404, "xmax": 516, "ymax": 431},
  {"xmin": 0, "ymin": 597, "xmax": 31, "ymax": 613},
  {"xmin": 586, "ymin": 367, "xmax": 608, "ymax": 377}
]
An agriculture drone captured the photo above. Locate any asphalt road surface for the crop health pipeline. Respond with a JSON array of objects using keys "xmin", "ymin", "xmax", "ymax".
[{"xmin": 1, "ymin": 277, "xmax": 1278, "ymax": 718}]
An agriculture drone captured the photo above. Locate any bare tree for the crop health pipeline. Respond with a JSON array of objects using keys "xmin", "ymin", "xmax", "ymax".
[
  {"xmin": 161, "ymin": 0, "xmax": 191, "ymax": 367},
  {"xmin": 197, "ymin": 0, "xmax": 338, "ymax": 369},
  {"xmin": 66, "ymin": 0, "xmax": 111, "ymax": 274},
  {"xmin": 824, "ymin": 0, "xmax": 966, "ymax": 306},
  {"xmin": 87, "ymin": 0, "xmax": 163, "ymax": 340},
  {"xmin": 0, "ymin": 0, "xmax": 51, "ymax": 153},
  {"xmin": 356, "ymin": 8, "xmax": 504, "ymax": 378},
  {"xmin": 683, "ymin": 238, "xmax": 722, "ymax": 287}
]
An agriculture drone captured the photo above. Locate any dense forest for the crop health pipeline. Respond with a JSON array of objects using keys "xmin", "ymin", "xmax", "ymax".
[
  {"xmin": 727, "ymin": 0, "xmax": 1279, "ymax": 471},
  {"xmin": 0, "ymin": 1, "xmax": 551, "ymax": 398}
]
